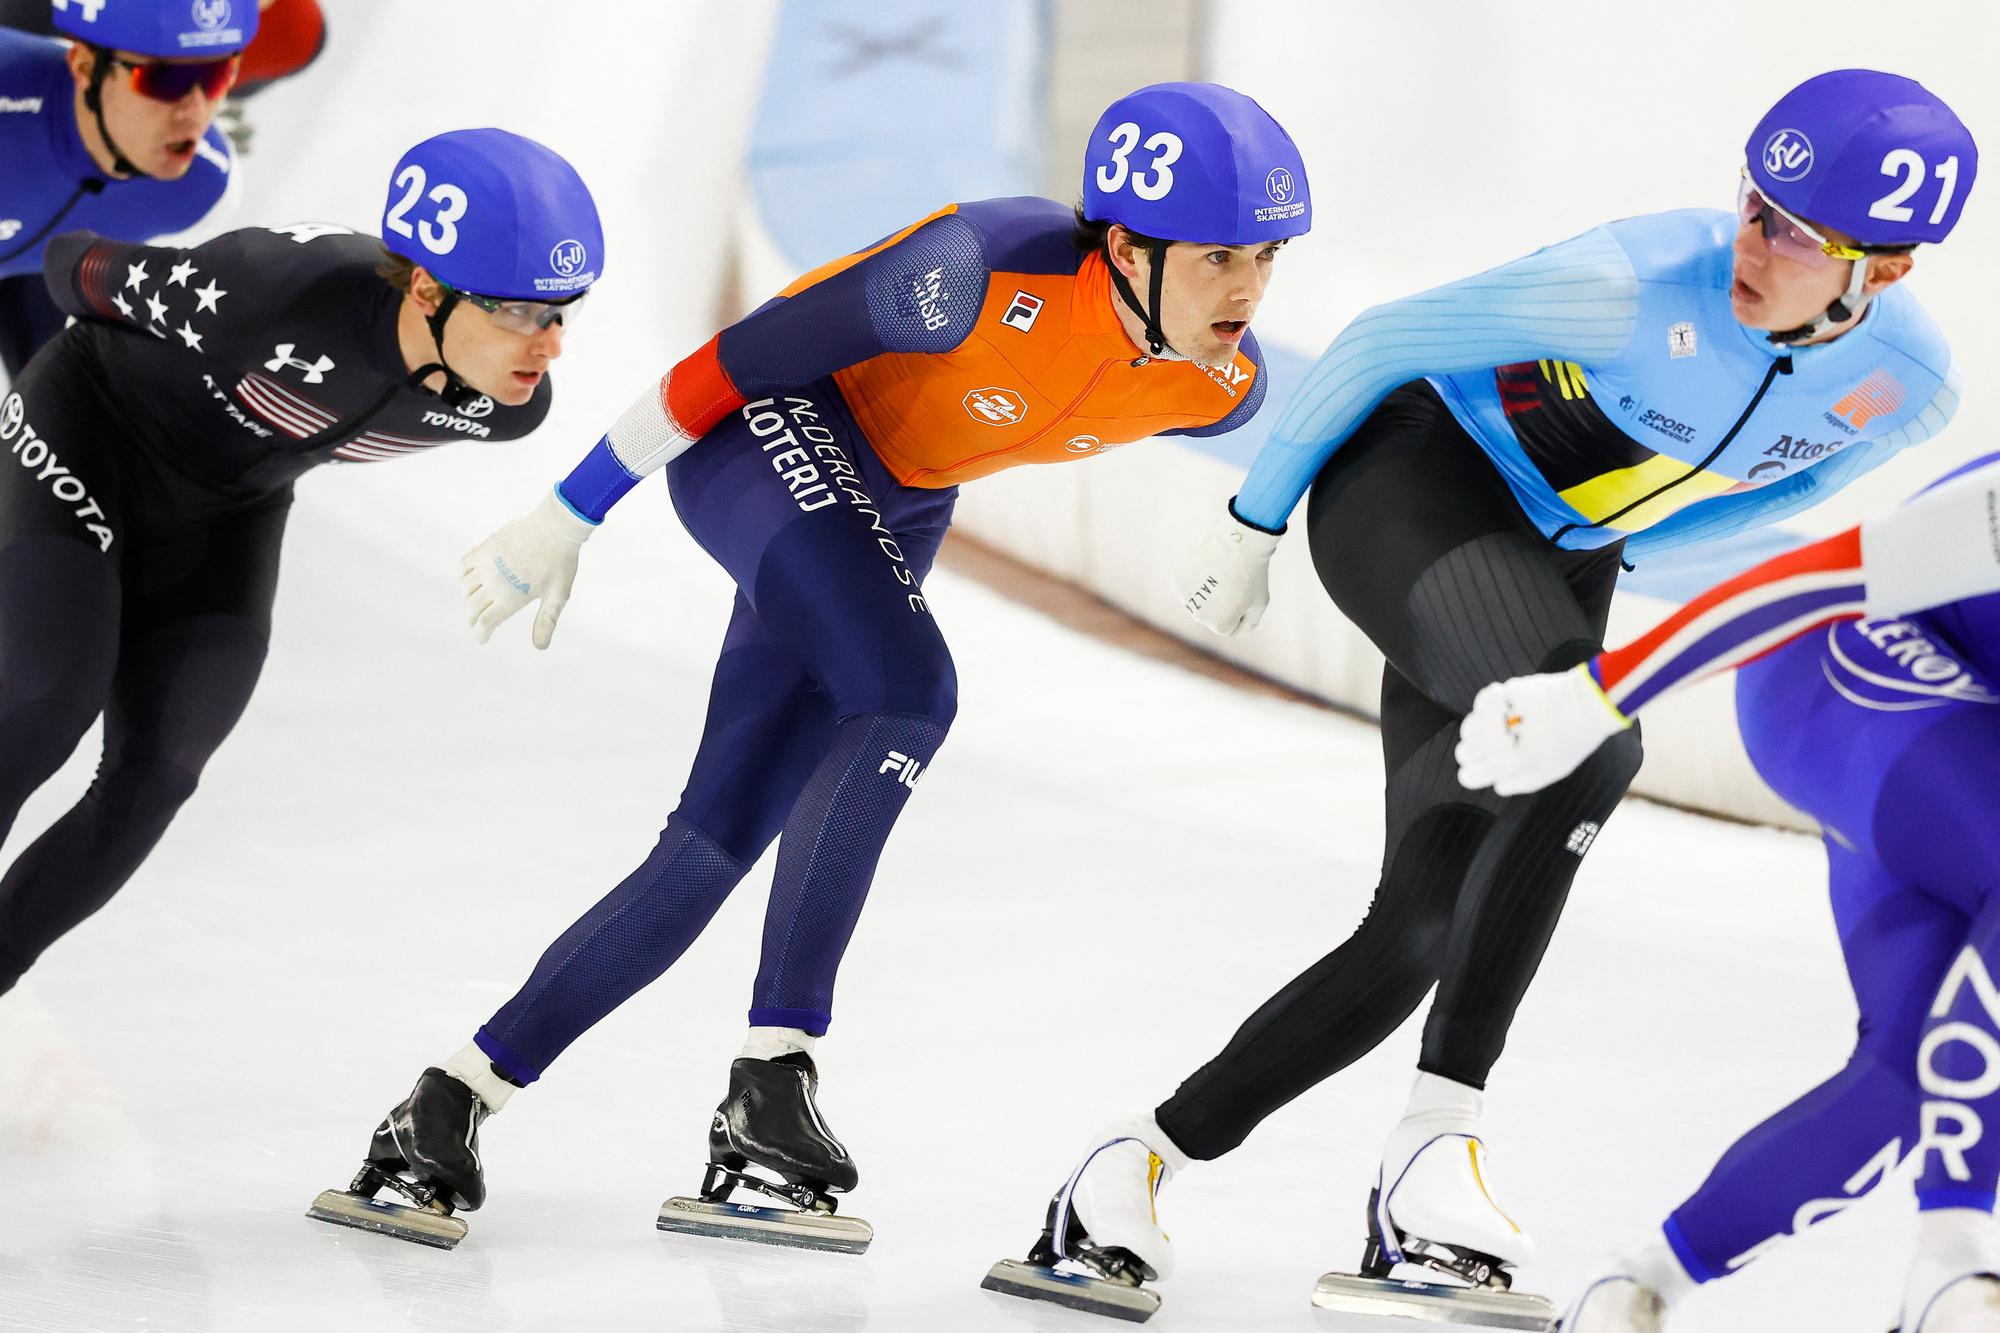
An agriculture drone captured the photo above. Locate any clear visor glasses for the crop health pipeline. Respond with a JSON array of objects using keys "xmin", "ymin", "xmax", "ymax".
[
  {"xmin": 1736, "ymin": 170, "xmax": 1866, "ymax": 268},
  {"xmin": 452, "ymin": 288, "xmax": 585, "ymax": 335}
]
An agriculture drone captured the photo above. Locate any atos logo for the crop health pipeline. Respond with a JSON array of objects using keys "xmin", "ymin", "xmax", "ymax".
[
  {"xmin": 963, "ymin": 386, "xmax": 1026, "ymax": 426},
  {"xmin": 1762, "ymin": 129, "xmax": 1814, "ymax": 182},
  {"xmin": 549, "ymin": 240, "xmax": 588, "ymax": 278},
  {"xmin": 1265, "ymin": 168, "xmax": 1295, "ymax": 204},
  {"xmin": 191, "ymin": 0, "xmax": 232, "ymax": 31}
]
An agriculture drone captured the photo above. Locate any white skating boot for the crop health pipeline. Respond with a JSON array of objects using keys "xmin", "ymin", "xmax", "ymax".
[
  {"xmin": 982, "ymin": 1113, "xmax": 1190, "ymax": 1323},
  {"xmin": 1313, "ymin": 1074, "xmax": 1557, "ymax": 1330},
  {"xmin": 1901, "ymin": 1209, "xmax": 2000, "ymax": 1332},
  {"xmin": 1561, "ymin": 1234, "xmax": 1696, "ymax": 1331}
]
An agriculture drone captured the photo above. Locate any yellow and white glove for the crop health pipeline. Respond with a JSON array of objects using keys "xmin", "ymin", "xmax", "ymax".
[
  {"xmin": 1172, "ymin": 502, "xmax": 1283, "ymax": 637},
  {"xmin": 459, "ymin": 488, "xmax": 596, "ymax": 649},
  {"xmin": 1455, "ymin": 663, "xmax": 1632, "ymax": 797}
]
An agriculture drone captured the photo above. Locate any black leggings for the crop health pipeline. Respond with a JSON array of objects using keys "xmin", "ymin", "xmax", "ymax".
[
  {"xmin": 0, "ymin": 339, "xmax": 285, "ymax": 994},
  {"xmin": 1157, "ymin": 382, "xmax": 1643, "ymax": 1160}
]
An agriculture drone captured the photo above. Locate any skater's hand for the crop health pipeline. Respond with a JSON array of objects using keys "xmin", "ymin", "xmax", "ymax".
[
  {"xmin": 1172, "ymin": 501, "xmax": 1282, "ymax": 636},
  {"xmin": 1455, "ymin": 664, "xmax": 1632, "ymax": 797},
  {"xmin": 459, "ymin": 488, "xmax": 596, "ymax": 649}
]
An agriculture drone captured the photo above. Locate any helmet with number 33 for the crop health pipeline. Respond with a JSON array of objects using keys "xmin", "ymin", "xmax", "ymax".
[{"xmin": 1082, "ymin": 82, "xmax": 1312, "ymax": 245}]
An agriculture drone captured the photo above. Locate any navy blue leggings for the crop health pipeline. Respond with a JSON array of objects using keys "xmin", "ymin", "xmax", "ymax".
[
  {"xmin": 1665, "ymin": 616, "xmax": 2000, "ymax": 1281},
  {"xmin": 477, "ymin": 383, "xmax": 958, "ymax": 1081}
]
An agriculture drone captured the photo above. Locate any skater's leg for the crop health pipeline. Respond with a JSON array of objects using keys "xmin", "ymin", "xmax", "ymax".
[
  {"xmin": 1155, "ymin": 666, "xmax": 1490, "ymax": 1159},
  {"xmin": 474, "ymin": 597, "xmax": 836, "ymax": 1083},
  {"xmin": 0, "ymin": 502, "xmax": 282, "ymax": 992},
  {"xmin": 1156, "ymin": 382, "xmax": 1627, "ymax": 1158},
  {"xmin": 1660, "ymin": 839, "xmax": 1961, "ymax": 1282}
]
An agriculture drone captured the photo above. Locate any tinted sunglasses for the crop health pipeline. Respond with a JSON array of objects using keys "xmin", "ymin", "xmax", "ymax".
[{"xmin": 110, "ymin": 54, "xmax": 241, "ymax": 104}]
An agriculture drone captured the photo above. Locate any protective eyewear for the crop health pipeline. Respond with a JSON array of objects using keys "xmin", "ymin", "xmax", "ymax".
[
  {"xmin": 450, "ymin": 288, "xmax": 585, "ymax": 335},
  {"xmin": 1737, "ymin": 169, "xmax": 1867, "ymax": 268},
  {"xmin": 111, "ymin": 54, "xmax": 241, "ymax": 104}
]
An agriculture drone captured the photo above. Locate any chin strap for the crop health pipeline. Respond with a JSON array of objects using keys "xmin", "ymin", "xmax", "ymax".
[
  {"xmin": 1106, "ymin": 236, "xmax": 1177, "ymax": 360},
  {"xmin": 81, "ymin": 45, "xmax": 146, "ymax": 179},
  {"xmin": 405, "ymin": 290, "xmax": 487, "ymax": 411},
  {"xmin": 1766, "ymin": 252, "xmax": 1878, "ymax": 347}
]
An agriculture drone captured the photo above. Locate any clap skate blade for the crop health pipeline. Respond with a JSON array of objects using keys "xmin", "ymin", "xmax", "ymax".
[
  {"xmin": 1310, "ymin": 1274, "xmax": 1555, "ymax": 1331},
  {"xmin": 981, "ymin": 1258, "xmax": 1161, "ymax": 1323},
  {"xmin": 657, "ymin": 1161, "xmax": 872, "ymax": 1254},
  {"xmin": 1308, "ymin": 1188, "xmax": 1553, "ymax": 1331},
  {"xmin": 307, "ymin": 1167, "xmax": 467, "ymax": 1250}
]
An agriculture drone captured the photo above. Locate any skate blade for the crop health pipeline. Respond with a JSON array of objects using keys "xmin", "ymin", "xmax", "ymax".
[
  {"xmin": 981, "ymin": 1258, "xmax": 1161, "ymax": 1323},
  {"xmin": 655, "ymin": 1195, "xmax": 872, "ymax": 1254},
  {"xmin": 307, "ymin": 1188, "xmax": 467, "ymax": 1251},
  {"xmin": 1311, "ymin": 1273, "xmax": 1555, "ymax": 1331}
]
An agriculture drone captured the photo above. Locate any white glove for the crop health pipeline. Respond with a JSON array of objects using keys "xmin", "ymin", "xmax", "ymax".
[
  {"xmin": 459, "ymin": 488, "xmax": 596, "ymax": 649},
  {"xmin": 1455, "ymin": 663, "xmax": 1632, "ymax": 797},
  {"xmin": 1172, "ymin": 503, "xmax": 1283, "ymax": 636}
]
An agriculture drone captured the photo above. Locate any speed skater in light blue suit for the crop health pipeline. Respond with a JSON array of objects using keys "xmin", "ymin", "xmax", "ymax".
[{"xmin": 1068, "ymin": 69, "xmax": 1979, "ymax": 1316}]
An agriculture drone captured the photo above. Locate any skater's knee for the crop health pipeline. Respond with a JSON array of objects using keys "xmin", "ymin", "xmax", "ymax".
[
  {"xmin": 831, "ymin": 636, "xmax": 957, "ymax": 727},
  {"xmin": 95, "ymin": 751, "xmax": 203, "ymax": 830},
  {"xmin": 1581, "ymin": 724, "xmax": 1644, "ymax": 789}
]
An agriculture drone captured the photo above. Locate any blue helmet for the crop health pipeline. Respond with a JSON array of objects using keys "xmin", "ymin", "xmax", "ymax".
[
  {"xmin": 381, "ymin": 128, "xmax": 604, "ymax": 302},
  {"xmin": 1747, "ymin": 69, "xmax": 1977, "ymax": 247},
  {"xmin": 1082, "ymin": 82, "xmax": 1311, "ymax": 245},
  {"xmin": 51, "ymin": 0, "xmax": 260, "ymax": 57}
]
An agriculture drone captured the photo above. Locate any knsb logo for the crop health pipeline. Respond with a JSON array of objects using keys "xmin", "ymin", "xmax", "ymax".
[
  {"xmin": 549, "ymin": 240, "xmax": 588, "ymax": 279},
  {"xmin": 459, "ymin": 394, "xmax": 495, "ymax": 419},
  {"xmin": 190, "ymin": 0, "xmax": 231, "ymax": 31},
  {"xmin": 1762, "ymin": 129, "xmax": 1814, "ymax": 182},
  {"xmin": 963, "ymin": 386, "xmax": 1026, "ymax": 426},
  {"xmin": 266, "ymin": 344, "xmax": 334, "ymax": 384}
]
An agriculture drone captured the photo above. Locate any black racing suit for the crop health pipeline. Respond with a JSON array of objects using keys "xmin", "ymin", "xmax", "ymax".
[{"xmin": 0, "ymin": 225, "xmax": 551, "ymax": 993}]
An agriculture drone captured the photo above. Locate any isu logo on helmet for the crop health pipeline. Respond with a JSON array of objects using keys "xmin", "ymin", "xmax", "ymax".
[
  {"xmin": 191, "ymin": 0, "xmax": 233, "ymax": 31},
  {"xmin": 963, "ymin": 387, "xmax": 1026, "ymax": 426},
  {"xmin": 549, "ymin": 240, "xmax": 589, "ymax": 279},
  {"xmin": 1762, "ymin": 129, "xmax": 1815, "ymax": 182},
  {"xmin": 1265, "ymin": 168, "xmax": 1296, "ymax": 204}
]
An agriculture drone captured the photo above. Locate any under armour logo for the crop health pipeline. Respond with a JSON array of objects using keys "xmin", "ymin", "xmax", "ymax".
[
  {"xmin": 266, "ymin": 344, "xmax": 334, "ymax": 384},
  {"xmin": 1565, "ymin": 821, "xmax": 1601, "ymax": 856},
  {"xmin": 878, "ymin": 751, "xmax": 924, "ymax": 789}
]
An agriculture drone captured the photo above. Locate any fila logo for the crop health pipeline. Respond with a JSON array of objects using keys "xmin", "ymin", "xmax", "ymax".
[
  {"xmin": 879, "ymin": 751, "xmax": 924, "ymax": 789},
  {"xmin": 266, "ymin": 344, "xmax": 334, "ymax": 384},
  {"xmin": 1001, "ymin": 290, "xmax": 1044, "ymax": 332},
  {"xmin": 1565, "ymin": 821, "xmax": 1601, "ymax": 856},
  {"xmin": 963, "ymin": 386, "xmax": 1027, "ymax": 426}
]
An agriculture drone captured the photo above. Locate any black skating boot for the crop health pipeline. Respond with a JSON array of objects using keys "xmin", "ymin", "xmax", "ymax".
[
  {"xmin": 307, "ymin": 1068, "xmax": 490, "ymax": 1249},
  {"xmin": 655, "ymin": 1053, "xmax": 873, "ymax": 1253},
  {"xmin": 710, "ymin": 1053, "xmax": 858, "ymax": 1195}
]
